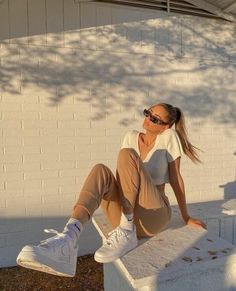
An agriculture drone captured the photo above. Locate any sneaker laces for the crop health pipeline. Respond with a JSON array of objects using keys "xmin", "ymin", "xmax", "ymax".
[
  {"xmin": 39, "ymin": 229, "xmax": 69, "ymax": 248},
  {"xmin": 105, "ymin": 227, "xmax": 129, "ymax": 246}
]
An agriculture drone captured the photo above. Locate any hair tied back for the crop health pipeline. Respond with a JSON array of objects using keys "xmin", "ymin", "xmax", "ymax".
[{"xmin": 175, "ymin": 107, "xmax": 181, "ymax": 122}]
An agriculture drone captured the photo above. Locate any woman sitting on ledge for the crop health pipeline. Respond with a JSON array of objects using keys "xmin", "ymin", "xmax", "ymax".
[{"xmin": 17, "ymin": 103, "xmax": 206, "ymax": 277}]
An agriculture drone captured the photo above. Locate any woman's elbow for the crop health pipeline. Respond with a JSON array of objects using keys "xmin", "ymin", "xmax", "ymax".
[{"xmin": 169, "ymin": 174, "xmax": 182, "ymax": 186}]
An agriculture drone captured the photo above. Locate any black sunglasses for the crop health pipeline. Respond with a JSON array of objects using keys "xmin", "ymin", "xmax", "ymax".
[{"xmin": 143, "ymin": 109, "xmax": 169, "ymax": 125}]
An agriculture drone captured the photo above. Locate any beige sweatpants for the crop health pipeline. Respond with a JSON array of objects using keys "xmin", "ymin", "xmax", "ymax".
[{"xmin": 75, "ymin": 148, "xmax": 172, "ymax": 237}]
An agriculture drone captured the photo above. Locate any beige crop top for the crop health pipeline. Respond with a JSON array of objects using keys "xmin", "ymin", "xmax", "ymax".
[{"xmin": 121, "ymin": 128, "xmax": 184, "ymax": 185}]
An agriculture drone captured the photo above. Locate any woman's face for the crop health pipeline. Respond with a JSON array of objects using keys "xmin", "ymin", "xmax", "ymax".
[{"xmin": 142, "ymin": 105, "xmax": 170, "ymax": 134}]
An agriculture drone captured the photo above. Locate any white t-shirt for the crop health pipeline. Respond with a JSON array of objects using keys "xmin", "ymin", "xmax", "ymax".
[{"xmin": 121, "ymin": 128, "xmax": 184, "ymax": 185}]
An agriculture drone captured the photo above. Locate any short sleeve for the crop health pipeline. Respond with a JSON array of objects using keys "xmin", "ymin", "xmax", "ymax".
[
  {"xmin": 121, "ymin": 131, "xmax": 131, "ymax": 149},
  {"xmin": 121, "ymin": 130, "xmax": 138, "ymax": 149},
  {"xmin": 166, "ymin": 130, "xmax": 184, "ymax": 163}
]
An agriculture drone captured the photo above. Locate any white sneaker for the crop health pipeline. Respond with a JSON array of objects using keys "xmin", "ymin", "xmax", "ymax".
[
  {"xmin": 94, "ymin": 226, "xmax": 138, "ymax": 263},
  {"xmin": 16, "ymin": 229, "xmax": 79, "ymax": 277}
]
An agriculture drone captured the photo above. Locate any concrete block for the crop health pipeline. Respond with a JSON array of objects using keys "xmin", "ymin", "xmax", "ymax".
[
  {"xmin": 23, "ymin": 136, "xmax": 58, "ymax": 146},
  {"xmin": 0, "ymin": 205, "xmax": 26, "ymax": 218},
  {"xmin": 23, "ymin": 120, "xmax": 57, "ymax": 129},
  {"xmin": 1, "ymin": 171, "xmax": 23, "ymax": 181},
  {"xmin": 0, "ymin": 153, "xmax": 22, "ymax": 163},
  {"xmin": 0, "ymin": 0, "xmax": 9, "ymax": 41},
  {"xmin": 0, "ymin": 246, "xmax": 23, "ymax": 267},
  {"xmin": 41, "ymin": 111, "xmax": 74, "ymax": 121},
  {"xmin": 78, "ymin": 219, "xmax": 102, "ymax": 256},
  {"xmin": 60, "ymin": 152, "xmax": 88, "ymax": 162},
  {"xmin": 42, "ymin": 144, "xmax": 75, "ymax": 154},
  {"xmin": 9, "ymin": 0, "xmax": 28, "ymax": 43},
  {"xmin": 41, "ymin": 160, "xmax": 75, "ymax": 170},
  {"xmin": 28, "ymin": 0, "xmax": 47, "ymax": 45},
  {"xmin": 0, "ymin": 237, "xmax": 6, "ymax": 248},
  {"xmin": 96, "ymin": 6, "xmax": 113, "ymax": 51},
  {"xmin": 5, "ymin": 145, "xmax": 40, "ymax": 155},
  {"xmin": 3, "ymin": 111, "xmax": 39, "ymax": 121},
  {"xmin": 58, "ymin": 169, "xmax": 80, "ymax": 178},
  {"xmin": 41, "ymin": 203, "xmax": 61, "ymax": 216},
  {"xmin": 0, "ymin": 0, "xmax": 236, "ymax": 272},
  {"xmin": 173, "ymin": 201, "xmax": 236, "ymax": 245},
  {"xmin": 22, "ymin": 129, "xmax": 41, "ymax": 137},
  {"xmin": 5, "ymin": 162, "xmax": 40, "ymax": 172},
  {"xmin": 0, "ymin": 199, "xmax": 6, "ymax": 212},
  {"xmin": 2, "ymin": 94, "xmax": 39, "ymax": 104},
  {"xmin": 24, "ymin": 195, "xmax": 42, "ymax": 207},
  {"xmin": 25, "ymin": 205, "xmax": 42, "ymax": 217},
  {"xmin": 60, "ymin": 184, "xmax": 78, "ymax": 195},
  {"xmin": 42, "ymin": 176, "xmax": 75, "ymax": 188},
  {"xmin": 63, "ymin": 0, "xmax": 80, "ymax": 48},
  {"xmin": 93, "ymin": 203, "xmax": 236, "ymax": 291},
  {"xmin": 0, "ymin": 120, "xmax": 21, "ymax": 129},
  {"xmin": 220, "ymin": 216, "xmax": 234, "ymax": 244},
  {"xmin": 24, "ymin": 169, "xmax": 59, "ymax": 180},
  {"xmin": 58, "ymin": 120, "xmax": 80, "ymax": 129},
  {"xmin": 79, "ymin": 3, "xmax": 97, "ymax": 50},
  {"xmin": 46, "ymin": 0, "xmax": 63, "ymax": 46},
  {"xmin": 23, "ymin": 153, "xmax": 59, "ymax": 163},
  {"xmin": 41, "ymin": 128, "xmax": 74, "ymax": 137},
  {"xmin": 23, "ymin": 187, "xmax": 44, "ymax": 197},
  {"xmin": 68, "ymin": 136, "xmax": 92, "ymax": 146}
]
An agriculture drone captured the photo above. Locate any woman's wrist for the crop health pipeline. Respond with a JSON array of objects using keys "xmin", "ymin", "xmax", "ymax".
[{"xmin": 183, "ymin": 215, "xmax": 190, "ymax": 223}]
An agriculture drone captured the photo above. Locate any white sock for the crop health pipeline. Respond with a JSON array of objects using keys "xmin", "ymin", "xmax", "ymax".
[
  {"xmin": 120, "ymin": 212, "xmax": 134, "ymax": 231},
  {"xmin": 63, "ymin": 218, "xmax": 83, "ymax": 240}
]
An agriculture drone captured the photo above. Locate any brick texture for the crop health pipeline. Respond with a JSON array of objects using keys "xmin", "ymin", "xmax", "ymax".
[{"xmin": 0, "ymin": 0, "xmax": 236, "ymax": 267}]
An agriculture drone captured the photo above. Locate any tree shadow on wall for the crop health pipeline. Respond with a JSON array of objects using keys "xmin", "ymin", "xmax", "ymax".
[{"xmin": 0, "ymin": 1, "xmax": 236, "ymax": 125}]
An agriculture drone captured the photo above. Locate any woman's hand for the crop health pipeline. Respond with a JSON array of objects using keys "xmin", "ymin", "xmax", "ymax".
[{"xmin": 185, "ymin": 216, "xmax": 207, "ymax": 229}]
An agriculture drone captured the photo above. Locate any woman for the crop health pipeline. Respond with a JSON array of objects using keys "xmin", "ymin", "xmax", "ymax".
[{"xmin": 17, "ymin": 103, "xmax": 206, "ymax": 277}]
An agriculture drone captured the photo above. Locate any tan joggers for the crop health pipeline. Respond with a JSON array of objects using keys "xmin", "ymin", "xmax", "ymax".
[{"xmin": 75, "ymin": 148, "xmax": 172, "ymax": 237}]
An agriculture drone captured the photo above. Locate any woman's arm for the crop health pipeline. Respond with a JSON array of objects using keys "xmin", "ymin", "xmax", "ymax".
[
  {"xmin": 168, "ymin": 157, "xmax": 189, "ymax": 222},
  {"xmin": 168, "ymin": 157, "xmax": 206, "ymax": 228}
]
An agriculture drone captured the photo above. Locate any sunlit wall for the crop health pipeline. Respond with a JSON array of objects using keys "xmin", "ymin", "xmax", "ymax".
[{"xmin": 0, "ymin": 0, "xmax": 235, "ymax": 267}]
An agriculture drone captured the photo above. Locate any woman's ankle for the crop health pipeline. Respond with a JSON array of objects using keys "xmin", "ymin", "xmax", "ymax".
[
  {"xmin": 120, "ymin": 212, "xmax": 134, "ymax": 231},
  {"xmin": 71, "ymin": 205, "xmax": 90, "ymax": 225}
]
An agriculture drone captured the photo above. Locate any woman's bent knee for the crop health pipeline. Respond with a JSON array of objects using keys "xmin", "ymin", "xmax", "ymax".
[
  {"xmin": 90, "ymin": 163, "xmax": 113, "ymax": 179},
  {"xmin": 91, "ymin": 163, "xmax": 107, "ymax": 172}
]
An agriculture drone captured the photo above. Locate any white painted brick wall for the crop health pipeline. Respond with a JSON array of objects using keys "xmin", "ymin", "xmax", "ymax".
[{"xmin": 0, "ymin": 0, "xmax": 236, "ymax": 267}]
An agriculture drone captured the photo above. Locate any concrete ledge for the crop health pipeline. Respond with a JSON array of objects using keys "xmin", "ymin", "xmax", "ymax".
[
  {"xmin": 92, "ymin": 200, "xmax": 236, "ymax": 291},
  {"xmin": 172, "ymin": 200, "xmax": 236, "ymax": 245}
]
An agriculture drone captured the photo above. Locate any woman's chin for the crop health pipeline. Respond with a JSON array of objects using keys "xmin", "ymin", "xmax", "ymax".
[
  {"xmin": 142, "ymin": 124, "xmax": 147, "ymax": 131},
  {"xmin": 143, "ymin": 121, "xmax": 149, "ymax": 129}
]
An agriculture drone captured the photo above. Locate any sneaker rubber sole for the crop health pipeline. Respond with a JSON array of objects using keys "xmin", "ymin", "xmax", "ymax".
[
  {"xmin": 94, "ymin": 239, "xmax": 138, "ymax": 263},
  {"xmin": 16, "ymin": 246, "xmax": 76, "ymax": 277}
]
